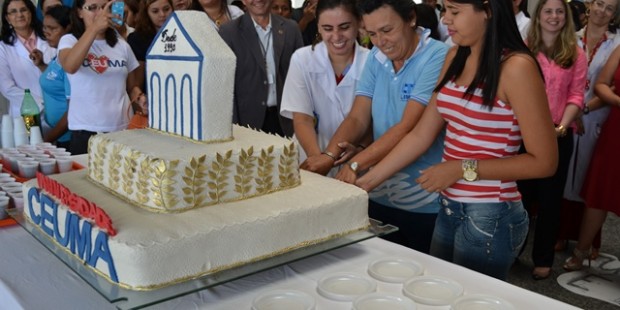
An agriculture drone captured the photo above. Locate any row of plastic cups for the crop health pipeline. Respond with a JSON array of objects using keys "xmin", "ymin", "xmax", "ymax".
[
  {"xmin": 6, "ymin": 158, "xmax": 72, "ymax": 178},
  {"xmin": 1, "ymin": 151, "xmax": 72, "ymax": 176}
]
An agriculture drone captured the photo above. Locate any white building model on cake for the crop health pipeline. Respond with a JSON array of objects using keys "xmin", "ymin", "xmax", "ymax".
[{"xmin": 146, "ymin": 11, "xmax": 236, "ymax": 142}]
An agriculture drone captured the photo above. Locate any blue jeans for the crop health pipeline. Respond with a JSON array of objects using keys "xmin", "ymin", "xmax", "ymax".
[{"xmin": 430, "ymin": 196, "xmax": 529, "ymax": 280}]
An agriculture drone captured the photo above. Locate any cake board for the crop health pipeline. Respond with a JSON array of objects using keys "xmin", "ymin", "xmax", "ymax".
[{"xmin": 8, "ymin": 210, "xmax": 396, "ymax": 309}]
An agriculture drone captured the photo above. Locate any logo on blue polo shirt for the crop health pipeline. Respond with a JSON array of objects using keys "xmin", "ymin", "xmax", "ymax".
[{"xmin": 401, "ymin": 83, "xmax": 414, "ymax": 101}]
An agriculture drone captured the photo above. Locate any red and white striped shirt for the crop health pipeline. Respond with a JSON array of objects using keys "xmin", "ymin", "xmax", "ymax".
[{"xmin": 436, "ymin": 81, "xmax": 522, "ymax": 202}]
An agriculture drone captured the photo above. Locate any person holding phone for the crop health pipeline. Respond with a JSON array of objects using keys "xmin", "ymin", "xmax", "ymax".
[{"xmin": 58, "ymin": 0, "xmax": 140, "ymax": 154}]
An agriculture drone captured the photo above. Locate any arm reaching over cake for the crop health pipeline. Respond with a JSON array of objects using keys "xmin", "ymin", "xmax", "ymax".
[{"xmin": 280, "ymin": 0, "xmax": 370, "ymax": 177}]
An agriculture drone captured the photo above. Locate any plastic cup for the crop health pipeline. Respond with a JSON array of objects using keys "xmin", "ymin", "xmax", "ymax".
[
  {"xmin": 57, "ymin": 158, "xmax": 73, "ymax": 173},
  {"xmin": 1, "ymin": 130, "xmax": 15, "ymax": 148},
  {"xmin": 13, "ymin": 131, "xmax": 29, "ymax": 147},
  {"xmin": 0, "ymin": 177, "xmax": 16, "ymax": 185},
  {"xmin": 17, "ymin": 144, "xmax": 35, "ymax": 151},
  {"xmin": 1, "ymin": 114, "xmax": 13, "ymax": 131},
  {"xmin": 39, "ymin": 159, "xmax": 57, "ymax": 175},
  {"xmin": 12, "ymin": 117, "xmax": 27, "ymax": 133},
  {"xmin": 51, "ymin": 151, "xmax": 71, "ymax": 158},
  {"xmin": 7, "ymin": 153, "xmax": 27, "ymax": 172},
  {"xmin": 18, "ymin": 160, "xmax": 38, "ymax": 178},
  {"xmin": 29, "ymin": 126, "xmax": 43, "ymax": 145},
  {"xmin": 9, "ymin": 192, "xmax": 23, "ymax": 209}
]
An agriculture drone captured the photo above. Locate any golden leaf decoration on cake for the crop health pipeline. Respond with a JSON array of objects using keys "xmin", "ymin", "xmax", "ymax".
[
  {"xmin": 256, "ymin": 145, "xmax": 275, "ymax": 193},
  {"xmin": 207, "ymin": 150, "xmax": 233, "ymax": 202},
  {"xmin": 182, "ymin": 155, "xmax": 207, "ymax": 207},
  {"xmin": 92, "ymin": 138, "xmax": 109, "ymax": 181},
  {"xmin": 136, "ymin": 155, "xmax": 151, "ymax": 204},
  {"xmin": 108, "ymin": 144, "xmax": 123, "ymax": 190},
  {"xmin": 278, "ymin": 142, "xmax": 299, "ymax": 187},
  {"xmin": 122, "ymin": 150, "xmax": 140, "ymax": 196},
  {"xmin": 234, "ymin": 146, "xmax": 256, "ymax": 197},
  {"xmin": 150, "ymin": 159, "xmax": 179, "ymax": 209}
]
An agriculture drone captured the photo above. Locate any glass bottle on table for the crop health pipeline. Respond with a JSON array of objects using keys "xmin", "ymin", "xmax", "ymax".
[{"xmin": 20, "ymin": 89, "xmax": 41, "ymax": 134}]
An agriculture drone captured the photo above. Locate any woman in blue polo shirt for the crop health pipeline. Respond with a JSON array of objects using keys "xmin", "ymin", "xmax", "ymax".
[
  {"xmin": 39, "ymin": 5, "xmax": 72, "ymax": 148},
  {"xmin": 319, "ymin": 0, "xmax": 448, "ymax": 253}
]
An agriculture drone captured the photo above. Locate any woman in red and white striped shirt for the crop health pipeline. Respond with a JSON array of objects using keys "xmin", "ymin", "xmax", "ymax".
[{"xmin": 356, "ymin": 0, "xmax": 558, "ymax": 280}]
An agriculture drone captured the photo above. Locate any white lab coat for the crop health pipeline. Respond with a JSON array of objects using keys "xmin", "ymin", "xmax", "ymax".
[
  {"xmin": 0, "ymin": 35, "xmax": 52, "ymax": 117},
  {"xmin": 280, "ymin": 41, "xmax": 370, "ymax": 177}
]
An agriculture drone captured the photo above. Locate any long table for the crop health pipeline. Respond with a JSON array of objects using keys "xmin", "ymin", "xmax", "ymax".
[{"xmin": 0, "ymin": 221, "xmax": 579, "ymax": 309}]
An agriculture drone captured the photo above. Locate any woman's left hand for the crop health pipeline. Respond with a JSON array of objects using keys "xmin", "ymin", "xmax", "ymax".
[
  {"xmin": 335, "ymin": 163, "xmax": 357, "ymax": 184},
  {"xmin": 29, "ymin": 49, "xmax": 44, "ymax": 67},
  {"xmin": 416, "ymin": 161, "xmax": 461, "ymax": 193}
]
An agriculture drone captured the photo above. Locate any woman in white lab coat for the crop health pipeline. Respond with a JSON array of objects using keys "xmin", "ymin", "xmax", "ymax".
[
  {"xmin": 0, "ymin": 0, "xmax": 52, "ymax": 117},
  {"xmin": 280, "ymin": 0, "xmax": 369, "ymax": 177}
]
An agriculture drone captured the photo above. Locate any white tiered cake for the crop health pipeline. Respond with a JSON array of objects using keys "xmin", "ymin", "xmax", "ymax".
[{"xmin": 22, "ymin": 11, "xmax": 369, "ymax": 290}]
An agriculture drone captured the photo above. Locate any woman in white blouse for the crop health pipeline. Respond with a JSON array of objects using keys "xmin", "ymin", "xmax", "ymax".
[
  {"xmin": 280, "ymin": 0, "xmax": 369, "ymax": 177},
  {"xmin": 0, "ymin": 0, "xmax": 53, "ymax": 117}
]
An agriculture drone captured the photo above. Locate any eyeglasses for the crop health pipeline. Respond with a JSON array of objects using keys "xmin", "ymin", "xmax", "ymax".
[
  {"xmin": 82, "ymin": 3, "xmax": 106, "ymax": 12},
  {"xmin": 592, "ymin": 0, "xmax": 617, "ymax": 14},
  {"xmin": 6, "ymin": 7, "xmax": 30, "ymax": 15}
]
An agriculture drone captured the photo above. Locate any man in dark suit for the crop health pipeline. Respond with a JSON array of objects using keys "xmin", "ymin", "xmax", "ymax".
[{"xmin": 219, "ymin": 0, "xmax": 303, "ymax": 137}]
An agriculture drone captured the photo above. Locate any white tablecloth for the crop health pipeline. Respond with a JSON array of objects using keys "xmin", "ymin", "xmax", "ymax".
[
  {"xmin": 0, "ymin": 223, "xmax": 578, "ymax": 310},
  {"xmin": 0, "ymin": 155, "xmax": 578, "ymax": 309}
]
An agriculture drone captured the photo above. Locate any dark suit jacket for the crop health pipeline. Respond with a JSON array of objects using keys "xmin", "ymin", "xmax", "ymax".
[{"xmin": 219, "ymin": 14, "xmax": 303, "ymax": 137}]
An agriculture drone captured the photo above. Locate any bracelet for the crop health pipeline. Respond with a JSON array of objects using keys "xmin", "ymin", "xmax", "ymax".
[
  {"xmin": 556, "ymin": 125, "xmax": 567, "ymax": 137},
  {"xmin": 356, "ymin": 144, "xmax": 366, "ymax": 150},
  {"xmin": 321, "ymin": 151, "xmax": 336, "ymax": 161}
]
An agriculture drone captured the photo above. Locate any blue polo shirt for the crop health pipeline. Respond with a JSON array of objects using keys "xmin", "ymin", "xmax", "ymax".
[
  {"xmin": 356, "ymin": 27, "xmax": 447, "ymax": 213},
  {"xmin": 40, "ymin": 57, "xmax": 71, "ymax": 143}
]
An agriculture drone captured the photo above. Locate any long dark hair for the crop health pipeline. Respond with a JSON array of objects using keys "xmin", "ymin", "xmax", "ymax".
[
  {"xmin": 434, "ymin": 0, "xmax": 537, "ymax": 109},
  {"xmin": 191, "ymin": 0, "xmax": 230, "ymax": 21},
  {"xmin": 1, "ymin": 0, "xmax": 45, "ymax": 45},
  {"xmin": 69, "ymin": 0, "xmax": 118, "ymax": 47},
  {"xmin": 134, "ymin": 0, "xmax": 174, "ymax": 38}
]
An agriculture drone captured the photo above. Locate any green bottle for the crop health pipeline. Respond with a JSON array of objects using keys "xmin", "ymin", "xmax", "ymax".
[{"xmin": 21, "ymin": 88, "xmax": 41, "ymax": 134}]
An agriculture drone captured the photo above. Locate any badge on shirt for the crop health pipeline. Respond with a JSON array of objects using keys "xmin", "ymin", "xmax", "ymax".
[{"xmin": 400, "ymin": 83, "xmax": 414, "ymax": 101}]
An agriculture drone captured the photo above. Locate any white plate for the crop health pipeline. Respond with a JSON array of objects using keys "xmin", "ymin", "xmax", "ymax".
[
  {"xmin": 451, "ymin": 294, "xmax": 515, "ymax": 310},
  {"xmin": 353, "ymin": 293, "xmax": 417, "ymax": 310},
  {"xmin": 402, "ymin": 275, "xmax": 464, "ymax": 306},
  {"xmin": 367, "ymin": 257, "xmax": 424, "ymax": 283},
  {"xmin": 317, "ymin": 272, "xmax": 377, "ymax": 301},
  {"xmin": 251, "ymin": 289, "xmax": 315, "ymax": 310}
]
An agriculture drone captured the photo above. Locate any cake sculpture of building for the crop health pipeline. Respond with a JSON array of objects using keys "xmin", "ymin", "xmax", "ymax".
[
  {"xmin": 22, "ymin": 11, "xmax": 369, "ymax": 291},
  {"xmin": 146, "ymin": 11, "xmax": 234, "ymax": 142}
]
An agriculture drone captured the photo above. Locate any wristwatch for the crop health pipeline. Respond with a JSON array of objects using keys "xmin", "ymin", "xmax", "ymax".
[
  {"xmin": 348, "ymin": 161, "xmax": 359, "ymax": 174},
  {"xmin": 583, "ymin": 104, "xmax": 590, "ymax": 115},
  {"xmin": 462, "ymin": 159, "xmax": 479, "ymax": 182}
]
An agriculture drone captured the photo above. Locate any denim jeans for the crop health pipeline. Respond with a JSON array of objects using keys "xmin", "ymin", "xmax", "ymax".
[{"xmin": 430, "ymin": 196, "xmax": 529, "ymax": 280}]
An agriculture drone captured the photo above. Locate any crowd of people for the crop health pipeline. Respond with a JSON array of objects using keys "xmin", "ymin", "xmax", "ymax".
[{"xmin": 0, "ymin": 0, "xmax": 619, "ymax": 282}]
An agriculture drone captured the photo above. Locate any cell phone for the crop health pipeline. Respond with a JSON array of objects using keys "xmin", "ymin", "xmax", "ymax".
[{"xmin": 111, "ymin": 2, "xmax": 125, "ymax": 26}]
